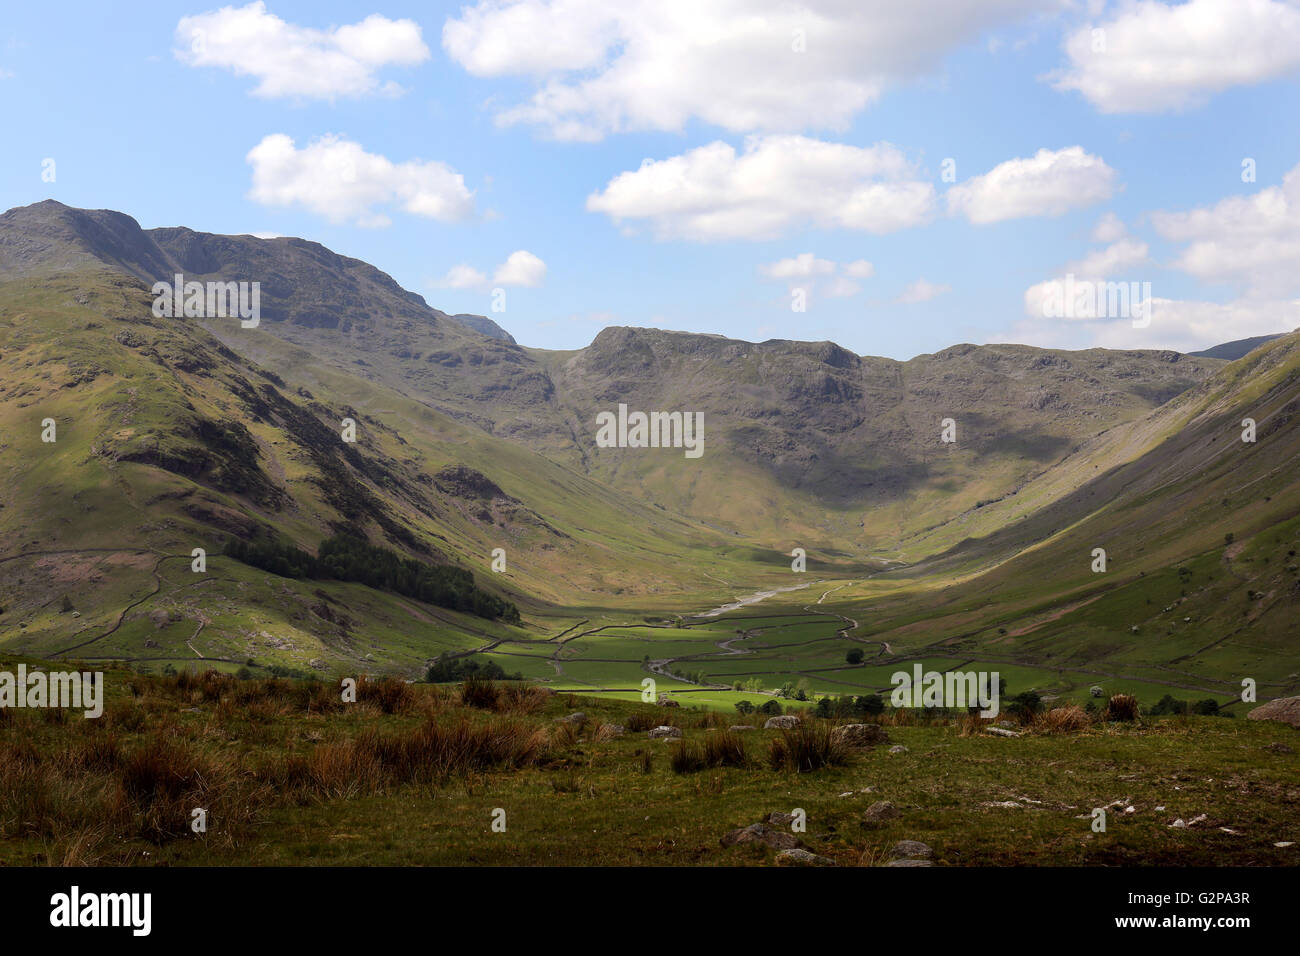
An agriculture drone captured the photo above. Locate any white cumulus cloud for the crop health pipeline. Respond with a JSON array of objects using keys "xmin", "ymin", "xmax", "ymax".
[
  {"xmin": 587, "ymin": 135, "xmax": 935, "ymax": 241},
  {"xmin": 436, "ymin": 264, "xmax": 490, "ymax": 290},
  {"xmin": 494, "ymin": 250, "xmax": 548, "ymax": 287},
  {"xmin": 177, "ymin": 2, "xmax": 429, "ymax": 99},
  {"xmin": 246, "ymin": 134, "xmax": 474, "ymax": 227},
  {"xmin": 443, "ymin": 0, "xmax": 1052, "ymax": 140},
  {"xmin": 760, "ymin": 253, "xmax": 836, "ymax": 279},
  {"xmin": 1151, "ymin": 161, "xmax": 1300, "ymax": 297},
  {"xmin": 1050, "ymin": 0, "xmax": 1300, "ymax": 114},
  {"xmin": 947, "ymin": 146, "xmax": 1117, "ymax": 224},
  {"xmin": 435, "ymin": 251, "xmax": 548, "ymax": 289}
]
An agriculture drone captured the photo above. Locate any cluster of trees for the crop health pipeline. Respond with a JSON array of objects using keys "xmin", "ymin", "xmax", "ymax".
[
  {"xmin": 1003, "ymin": 689, "xmax": 1042, "ymax": 719},
  {"xmin": 424, "ymin": 656, "xmax": 522, "ymax": 683},
  {"xmin": 669, "ymin": 667, "xmax": 711, "ymax": 685},
  {"xmin": 225, "ymin": 533, "xmax": 521, "ymax": 623},
  {"xmin": 1148, "ymin": 694, "xmax": 1228, "ymax": 717},
  {"xmin": 731, "ymin": 677, "xmax": 814, "ymax": 700},
  {"xmin": 814, "ymin": 693, "xmax": 884, "ymax": 718},
  {"xmin": 734, "ymin": 699, "xmax": 784, "ymax": 717}
]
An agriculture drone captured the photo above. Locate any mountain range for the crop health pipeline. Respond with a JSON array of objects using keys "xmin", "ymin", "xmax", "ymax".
[{"xmin": 0, "ymin": 200, "xmax": 1295, "ymax": 701}]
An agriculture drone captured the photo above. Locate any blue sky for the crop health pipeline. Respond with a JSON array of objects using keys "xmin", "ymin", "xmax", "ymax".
[{"xmin": 3, "ymin": 0, "xmax": 1299, "ymax": 359}]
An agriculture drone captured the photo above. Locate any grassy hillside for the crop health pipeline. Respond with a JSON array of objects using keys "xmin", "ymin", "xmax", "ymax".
[{"xmin": 0, "ymin": 267, "xmax": 856, "ymax": 677}]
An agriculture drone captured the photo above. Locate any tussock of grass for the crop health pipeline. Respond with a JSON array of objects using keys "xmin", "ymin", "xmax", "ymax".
[
  {"xmin": 459, "ymin": 675, "xmax": 500, "ymax": 710},
  {"xmin": 768, "ymin": 721, "xmax": 846, "ymax": 772},
  {"xmin": 625, "ymin": 709, "xmax": 665, "ymax": 732},
  {"xmin": 1105, "ymin": 694, "xmax": 1140, "ymax": 722},
  {"xmin": 670, "ymin": 729, "xmax": 748, "ymax": 774}
]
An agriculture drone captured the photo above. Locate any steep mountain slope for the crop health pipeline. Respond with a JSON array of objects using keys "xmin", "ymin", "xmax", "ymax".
[
  {"xmin": 1191, "ymin": 334, "xmax": 1283, "ymax": 360},
  {"xmin": 840, "ymin": 330, "xmax": 1300, "ymax": 702},
  {"xmin": 0, "ymin": 263, "xmax": 815, "ymax": 675},
  {"xmin": 0, "ymin": 203, "xmax": 1227, "ymax": 554}
]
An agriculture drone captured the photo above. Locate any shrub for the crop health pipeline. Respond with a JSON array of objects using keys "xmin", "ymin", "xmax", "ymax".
[
  {"xmin": 1104, "ymin": 693, "xmax": 1140, "ymax": 722},
  {"xmin": 1149, "ymin": 694, "xmax": 1187, "ymax": 716}
]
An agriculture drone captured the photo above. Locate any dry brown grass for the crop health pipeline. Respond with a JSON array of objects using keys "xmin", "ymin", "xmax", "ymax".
[
  {"xmin": 0, "ymin": 669, "xmax": 549, "ymax": 864},
  {"xmin": 497, "ymin": 682, "xmax": 550, "ymax": 715},
  {"xmin": 958, "ymin": 713, "xmax": 987, "ymax": 737},
  {"xmin": 1038, "ymin": 705, "xmax": 1092, "ymax": 733}
]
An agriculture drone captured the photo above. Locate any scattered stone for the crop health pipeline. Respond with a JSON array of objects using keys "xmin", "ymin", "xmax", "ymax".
[
  {"xmin": 764, "ymin": 715, "xmax": 800, "ymax": 730},
  {"xmin": 863, "ymin": 801, "xmax": 901, "ymax": 824},
  {"xmin": 558, "ymin": 712, "xmax": 586, "ymax": 724},
  {"xmin": 648, "ymin": 725, "xmax": 682, "ymax": 739},
  {"xmin": 1090, "ymin": 685, "xmax": 1104, "ymax": 697},
  {"xmin": 729, "ymin": 725, "xmax": 755, "ymax": 732},
  {"xmin": 1275, "ymin": 842, "xmax": 1295, "ymax": 848},
  {"xmin": 830, "ymin": 723, "xmax": 890, "ymax": 747},
  {"xmin": 719, "ymin": 823, "xmax": 803, "ymax": 850},
  {"xmin": 768, "ymin": 811, "xmax": 795, "ymax": 826},
  {"xmin": 1246, "ymin": 696, "xmax": 1300, "ymax": 729},
  {"xmin": 657, "ymin": 694, "xmax": 680, "ymax": 708},
  {"xmin": 886, "ymin": 858, "xmax": 933, "ymax": 867},
  {"xmin": 889, "ymin": 745, "xmax": 909, "ymax": 754},
  {"xmin": 890, "ymin": 840, "xmax": 932, "ymax": 860},
  {"xmin": 1170, "ymin": 813, "xmax": 1208, "ymax": 829},
  {"xmin": 1264, "ymin": 741, "xmax": 1295, "ymax": 754},
  {"xmin": 777, "ymin": 848, "xmax": 835, "ymax": 866},
  {"xmin": 986, "ymin": 727, "xmax": 1021, "ymax": 738}
]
